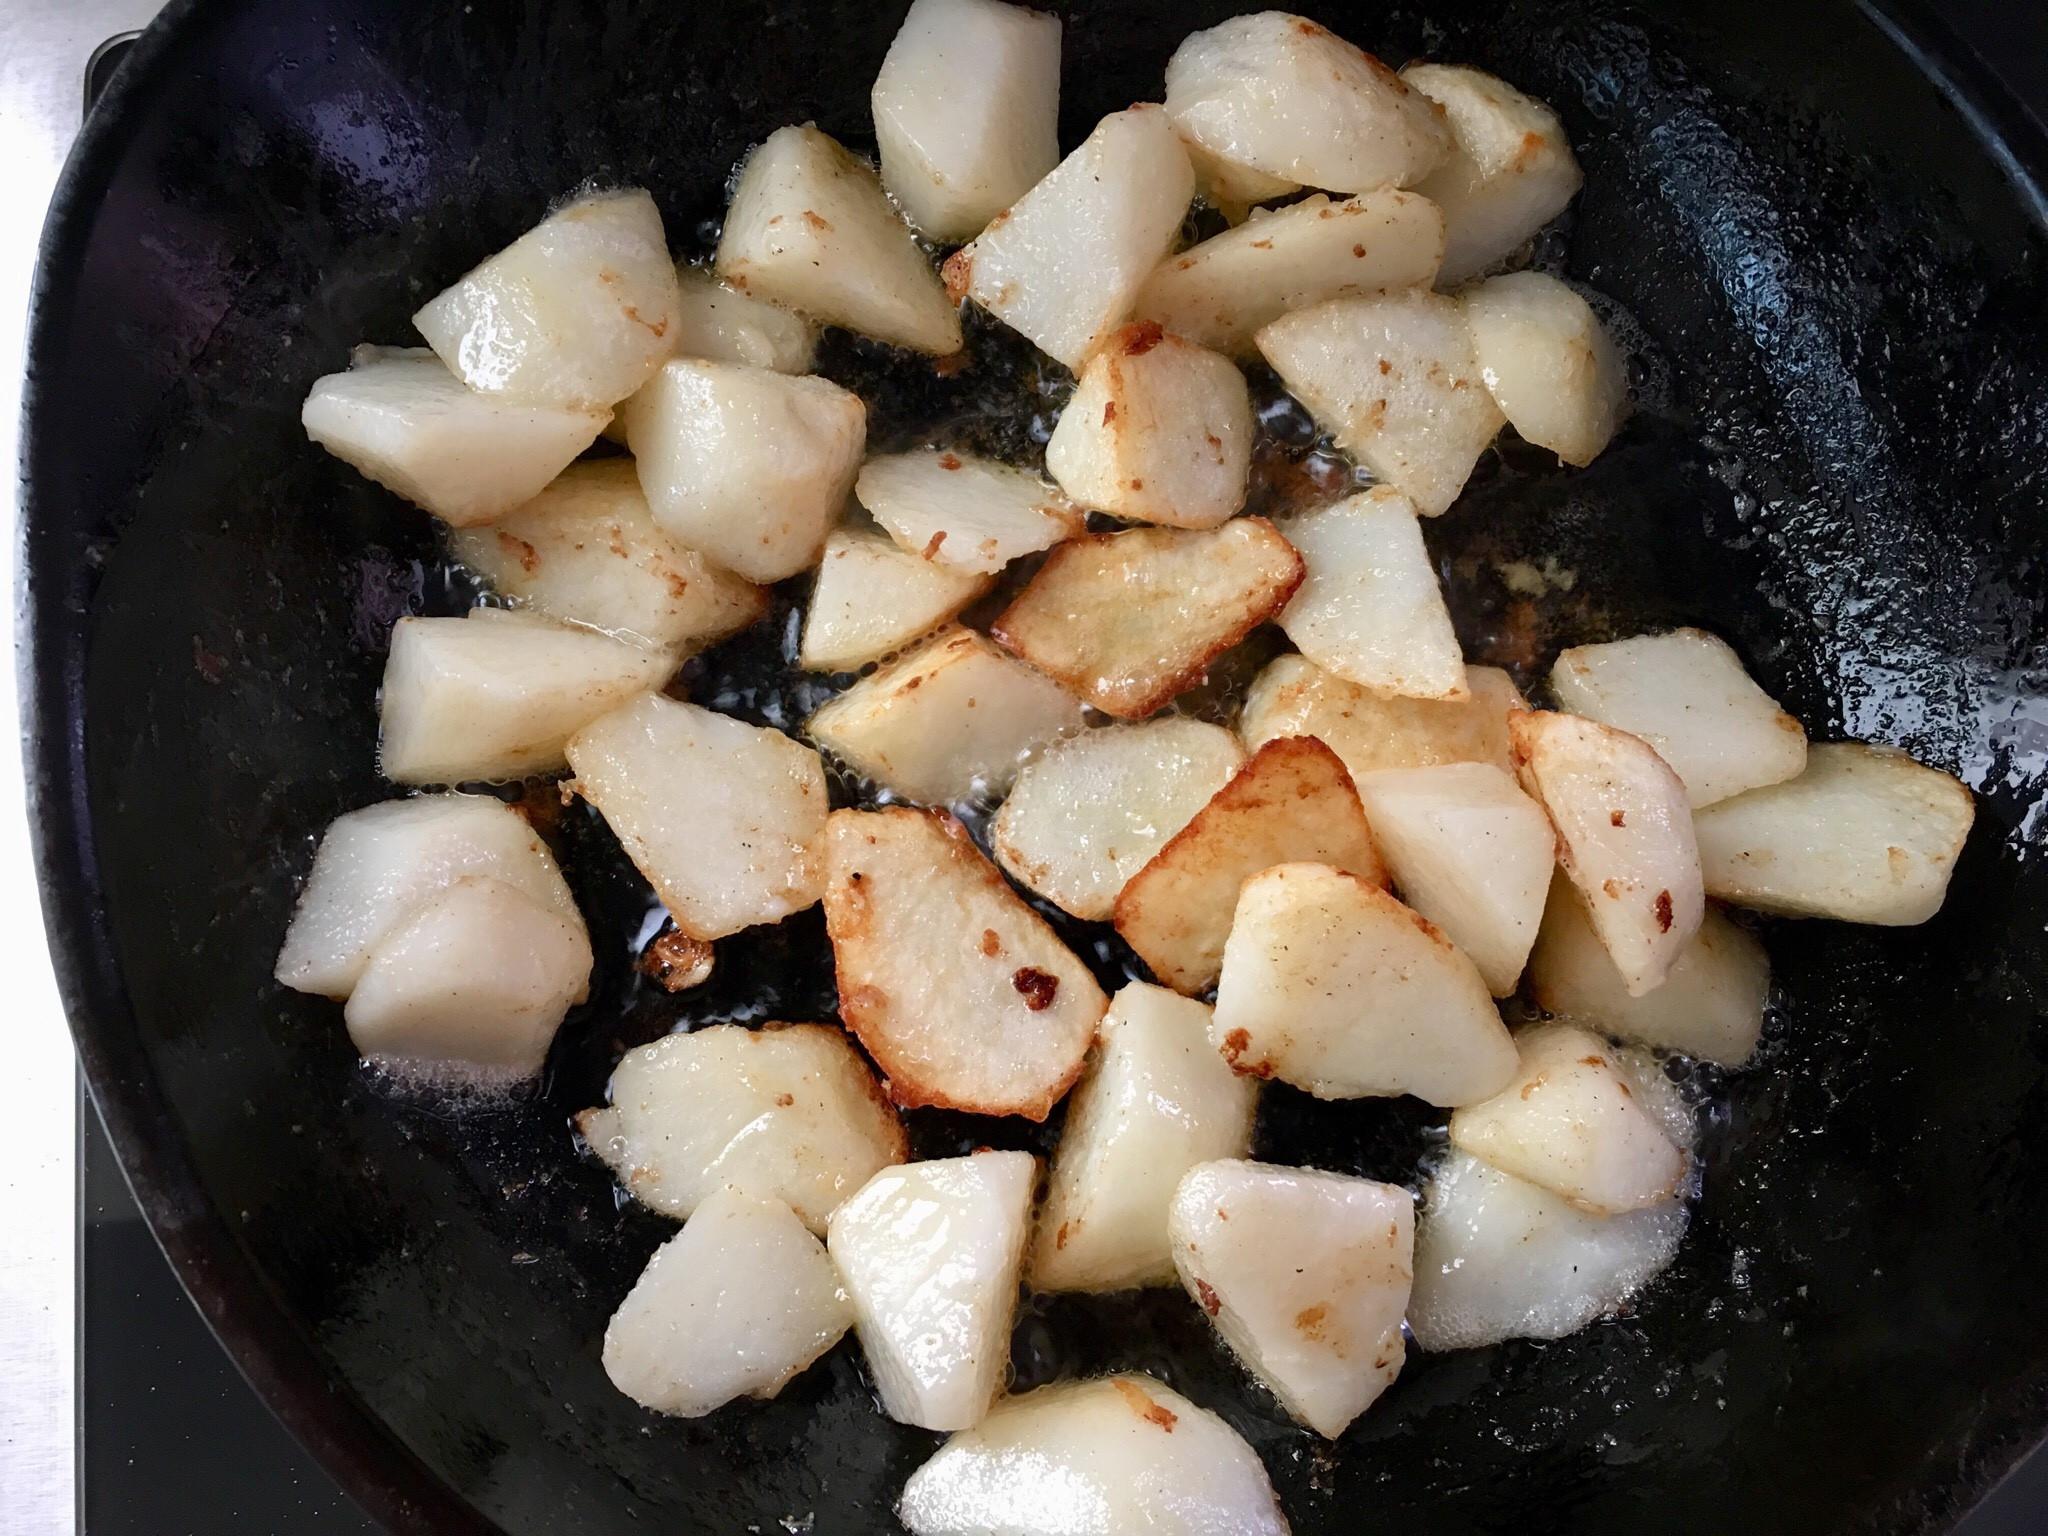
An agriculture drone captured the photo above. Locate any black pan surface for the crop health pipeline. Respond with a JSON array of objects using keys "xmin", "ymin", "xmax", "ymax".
[{"xmin": 22, "ymin": 0, "xmax": 2048, "ymax": 1531}]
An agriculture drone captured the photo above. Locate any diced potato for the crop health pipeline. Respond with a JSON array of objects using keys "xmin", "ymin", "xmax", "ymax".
[
  {"xmin": 274, "ymin": 794, "xmax": 580, "ymax": 999},
  {"xmin": 1277, "ymin": 487, "xmax": 1464, "ymax": 699},
  {"xmin": 798, "ymin": 526, "xmax": 990, "ymax": 673},
  {"xmin": 857, "ymin": 449, "xmax": 1080, "ymax": 575},
  {"xmin": 1030, "ymin": 984, "xmax": 1258, "ymax": 1292},
  {"xmin": 827, "ymin": 1152, "xmax": 1035, "ymax": 1430},
  {"xmin": 716, "ymin": 124, "xmax": 963, "ymax": 355},
  {"xmin": 1354, "ymin": 763, "xmax": 1556, "ymax": 996},
  {"xmin": 821, "ymin": 808, "xmax": 1106, "ymax": 1118},
  {"xmin": 602, "ymin": 1187, "xmax": 851, "ymax": 1417},
  {"xmin": 1169, "ymin": 1160, "xmax": 1413, "ymax": 1437},
  {"xmin": 1403, "ymin": 63, "xmax": 1584, "ymax": 286},
  {"xmin": 1184, "ymin": 138, "xmax": 1300, "ymax": 222},
  {"xmin": 566, "ymin": 693, "xmax": 827, "ymax": 940},
  {"xmin": 1045, "ymin": 324, "xmax": 1254, "ymax": 529},
  {"xmin": 991, "ymin": 519, "xmax": 1304, "ymax": 718},
  {"xmin": 620, "ymin": 359, "xmax": 864, "ymax": 582},
  {"xmin": 576, "ymin": 1022, "xmax": 906, "ymax": 1232},
  {"xmin": 872, "ymin": 0, "xmax": 1063, "ymax": 241},
  {"xmin": 1549, "ymin": 628, "xmax": 1808, "ymax": 808},
  {"xmin": 447, "ymin": 461, "xmax": 767, "ymax": 652},
  {"xmin": 1509, "ymin": 709, "xmax": 1704, "ymax": 996},
  {"xmin": 668, "ymin": 263, "xmax": 817, "ymax": 373},
  {"xmin": 1461, "ymin": 272, "xmax": 1627, "ymax": 467},
  {"xmin": 807, "ymin": 628, "xmax": 1085, "ymax": 804},
  {"xmin": 1165, "ymin": 13, "xmax": 1450, "ymax": 193},
  {"xmin": 1407, "ymin": 1149, "xmax": 1686, "ymax": 1352},
  {"xmin": 1132, "ymin": 190, "xmax": 1445, "ymax": 355},
  {"xmin": 1692, "ymin": 742, "xmax": 1975, "ymax": 925},
  {"xmin": 1242, "ymin": 653, "xmax": 1527, "ymax": 779},
  {"xmin": 943, "ymin": 106, "xmax": 1194, "ymax": 369},
  {"xmin": 1210, "ymin": 863, "xmax": 1517, "ymax": 1104},
  {"xmin": 300, "ymin": 346, "xmax": 608, "ymax": 527},
  {"xmin": 1115, "ymin": 737, "xmax": 1386, "ymax": 995},
  {"xmin": 991, "ymin": 718, "xmax": 1246, "ymax": 921},
  {"xmin": 1258, "ymin": 291, "xmax": 1504, "ymax": 515}
]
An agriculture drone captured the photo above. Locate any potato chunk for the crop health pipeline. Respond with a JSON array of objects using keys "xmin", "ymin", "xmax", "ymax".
[
  {"xmin": 992, "ymin": 718, "xmax": 1245, "ymax": 921},
  {"xmin": 1692, "ymin": 742, "xmax": 1975, "ymax": 925},
  {"xmin": 807, "ymin": 628, "xmax": 1085, "ymax": 804},
  {"xmin": 944, "ymin": 105, "xmax": 1194, "ymax": 369},
  {"xmin": 1509, "ymin": 709, "xmax": 1704, "ymax": 996},
  {"xmin": 716, "ymin": 124, "xmax": 963, "ymax": 355},
  {"xmin": 991, "ymin": 519, "xmax": 1303, "ymax": 718},
  {"xmin": 620, "ymin": 359, "xmax": 864, "ymax": 582},
  {"xmin": 301, "ymin": 346, "xmax": 607, "ymax": 527},
  {"xmin": 1031, "ymin": 984, "xmax": 1258, "ymax": 1292},
  {"xmin": 1169, "ymin": 1160, "xmax": 1413, "ymax": 1437},
  {"xmin": 798, "ymin": 526, "xmax": 990, "ymax": 673},
  {"xmin": 1211, "ymin": 863, "xmax": 1517, "ymax": 1104},
  {"xmin": 1549, "ymin": 628, "xmax": 1807, "ymax": 808},
  {"xmin": 668, "ymin": 263, "xmax": 817, "ymax": 373},
  {"xmin": 872, "ymin": 0, "xmax": 1063, "ymax": 241},
  {"xmin": 827, "ymin": 1152, "xmax": 1035, "ymax": 1429},
  {"xmin": 602, "ymin": 1188, "xmax": 851, "ymax": 1417},
  {"xmin": 1403, "ymin": 63, "xmax": 1584, "ymax": 285},
  {"xmin": 822, "ymin": 808, "xmax": 1106, "ymax": 1118},
  {"xmin": 577, "ymin": 1023, "xmax": 906, "ymax": 1232},
  {"xmin": 1461, "ymin": 272, "xmax": 1627, "ymax": 467},
  {"xmin": 1242, "ymin": 653, "xmax": 1526, "ymax": 779},
  {"xmin": 1164, "ymin": 13, "xmax": 1451, "ymax": 193},
  {"xmin": 1133, "ymin": 190, "xmax": 1445, "ymax": 355},
  {"xmin": 1115, "ymin": 737, "xmax": 1385, "ymax": 995},
  {"xmin": 857, "ymin": 449, "xmax": 1080, "ymax": 575},
  {"xmin": 566, "ymin": 693, "xmax": 827, "ymax": 940},
  {"xmin": 1277, "ymin": 487, "xmax": 1464, "ymax": 699},
  {"xmin": 1258, "ymin": 292, "xmax": 1503, "ymax": 514}
]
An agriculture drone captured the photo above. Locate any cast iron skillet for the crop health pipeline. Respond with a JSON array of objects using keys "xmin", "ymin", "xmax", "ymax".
[{"xmin": 22, "ymin": 0, "xmax": 2048, "ymax": 1530}]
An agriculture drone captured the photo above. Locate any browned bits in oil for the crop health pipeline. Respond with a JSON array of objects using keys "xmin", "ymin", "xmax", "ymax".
[
  {"xmin": 980, "ymin": 928, "xmax": 1002, "ymax": 957},
  {"xmin": 1012, "ymin": 967, "xmax": 1059, "ymax": 1010},
  {"xmin": 1121, "ymin": 320, "xmax": 1164, "ymax": 356},
  {"xmin": 1196, "ymin": 1279, "xmax": 1222, "ymax": 1315},
  {"xmin": 937, "ymin": 452, "xmax": 963, "ymax": 470},
  {"xmin": 640, "ymin": 929, "xmax": 714, "ymax": 992},
  {"xmin": 1611, "ymin": 809, "xmax": 1627, "ymax": 827},
  {"xmin": 1655, "ymin": 889, "xmax": 1675, "ymax": 931},
  {"xmin": 774, "ymin": 1092, "xmax": 796, "ymax": 1107},
  {"xmin": 1353, "ymin": 243, "xmax": 1368, "ymax": 257}
]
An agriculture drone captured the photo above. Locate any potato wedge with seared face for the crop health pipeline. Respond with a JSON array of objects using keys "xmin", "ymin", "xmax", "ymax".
[
  {"xmin": 1242, "ymin": 653, "xmax": 1527, "ymax": 780},
  {"xmin": 991, "ymin": 518, "xmax": 1303, "ymax": 718},
  {"xmin": 857, "ymin": 449, "xmax": 1081, "ymax": 576},
  {"xmin": 798, "ymin": 526, "xmax": 991, "ymax": 674}
]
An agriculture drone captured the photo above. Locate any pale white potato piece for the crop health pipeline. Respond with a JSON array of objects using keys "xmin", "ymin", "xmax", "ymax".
[
  {"xmin": 576, "ymin": 1023, "xmax": 906, "ymax": 1232},
  {"xmin": 1692, "ymin": 742, "xmax": 1975, "ymax": 925},
  {"xmin": 807, "ymin": 627, "xmax": 1085, "ymax": 805},
  {"xmin": 343, "ymin": 875, "xmax": 590, "ymax": 1078},
  {"xmin": 1242, "ymin": 653, "xmax": 1527, "ymax": 779},
  {"xmin": 943, "ymin": 105, "xmax": 1194, "ymax": 369},
  {"xmin": 1115, "ymin": 737, "xmax": 1387, "ymax": 995},
  {"xmin": 447, "ymin": 460, "xmax": 767, "ymax": 653},
  {"xmin": 857, "ymin": 449, "xmax": 1080, "ymax": 575},
  {"xmin": 1031, "ymin": 984, "xmax": 1258, "ymax": 1292},
  {"xmin": 1257, "ymin": 292, "xmax": 1505, "ymax": 515},
  {"xmin": 274, "ymin": 794, "xmax": 579, "ymax": 999},
  {"xmin": 565, "ymin": 693, "xmax": 827, "ymax": 940},
  {"xmin": 872, "ymin": 0, "xmax": 1063, "ymax": 241},
  {"xmin": 1355, "ymin": 763, "xmax": 1556, "ymax": 996},
  {"xmin": 827, "ymin": 1152, "xmax": 1035, "ymax": 1430},
  {"xmin": 1510, "ymin": 709, "xmax": 1704, "ymax": 996},
  {"xmin": 1185, "ymin": 137, "xmax": 1300, "ymax": 221},
  {"xmin": 822, "ymin": 808, "xmax": 1106, "ymax": 1118},
  {"xmin": 667, "ymin": 263, "xmax": 817, "ymax": 373},
  {"xmin": 1407, "ymin": 1149, "xmax": 1686, "ymax": 1352},
  {"xmin": 1164, "ymin": 13, "xmax": 1451, "ymax": 193},
  {"xmin": 798, "ymin": 526, "xmax": 990, "ymax": 673},
  {"xmin": 1210, "ymin": 863, "xmax": 1517, "ymax": 1104},
  {"xmin": 1449, "ymin": 1023, "xmax": 1686, "ymax": 1215},
  {"xmin": 376, "ymin": 612, "xmax": 675, "ymax": 785},
  {"xmin": 300, "ymin": 346, "xmax": 607, "ymax": 527},
  {"xmin": 1045, "ymin": 323, "xmax": 1255, "ymax": 529},
  {"xmin": 992, "ymin": 718, "xmax": 1245, "ymax": 921},
  {"xmin": 602, "ymin": 1187, "xmax": 851, "ymax": 1417},
  {"xmin": 620, "ymin": 359, "xmax": 864, "ymax": 582},
  {"xmin": 1132, "ymin": 190, "xmax": 1445, "ymax": 355},
  {"xmin": 899, "ymin": 1374, "xmax": 1288, "ymax": 1536},
  {"xmin": 1403, "ymin": 63, "xmax": 1584, "ymax": 286},
  {"xmin": 414, "ymin": 188, "xmax": 680, "ymax": 410},
  {"xmin": 1169, "ymin": 1160, "xmax": 1413, "ymax": 1437},
  {"xmin": 1549, "ymin": 628, "xmax": 1808, "ymax": 808},
  {"xmin": 1462, "ymin": 272, "xmax": 1627, "ymax": 467},
  {"xmin": 1277, "ymin": 487, "xmax": 1465, "ymax": 699},
  {"xmin": 716, "ymin": 124, "xmax": 963, "ymax": 355},
  {"xmin": 992, "ymin": 519, "xmax": 1303, "ymax": 718}
]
